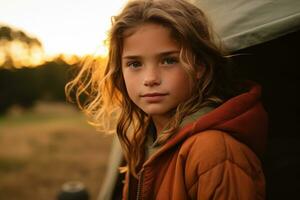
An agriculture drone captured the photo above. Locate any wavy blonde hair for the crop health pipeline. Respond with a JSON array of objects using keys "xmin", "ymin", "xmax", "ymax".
[{"xmin": 66, "ymin": 0, "xmax": 239, "ymax": 177}]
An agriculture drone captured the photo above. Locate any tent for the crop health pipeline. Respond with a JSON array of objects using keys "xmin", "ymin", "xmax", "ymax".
[
  {"xmin": 192, "ymin": 0, "xmax": 300, "ymax": 51},
  {"xmin": 98, "ymin": 1, "xmax": 300, "ymax": 199}
]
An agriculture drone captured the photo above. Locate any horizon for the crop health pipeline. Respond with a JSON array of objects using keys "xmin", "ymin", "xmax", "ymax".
[{"xmin": 0, "ymin": 0, "xmax": 126, "ymax": 58}]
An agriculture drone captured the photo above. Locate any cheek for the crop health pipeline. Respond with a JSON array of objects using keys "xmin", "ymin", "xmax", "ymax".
[
  {"xmin": 122, "ymin": 72, "xmax": 138, "ymax": 99},
  {"xmin": 171, "ymin": 70, "xmax": 192, "ymax": 96}
]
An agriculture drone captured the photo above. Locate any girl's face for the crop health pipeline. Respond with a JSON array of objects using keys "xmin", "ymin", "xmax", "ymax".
[{"xmin": 121, "ymin": 23, "xmax": 192, "ymax": 120}]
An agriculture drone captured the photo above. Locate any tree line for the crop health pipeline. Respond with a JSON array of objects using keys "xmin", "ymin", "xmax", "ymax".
[
  {"xmin": 0, "ymin": 58, "xmax": 79, "ymax": 114},
  {"xmin": 0, "ymin": 24, "xmax": 87, "ymax": 115}
]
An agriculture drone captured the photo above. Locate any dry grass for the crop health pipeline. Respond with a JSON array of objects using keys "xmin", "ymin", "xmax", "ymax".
[{"xmin": 0, "ymin": 102, "xmax": 114, "ymax": 200}]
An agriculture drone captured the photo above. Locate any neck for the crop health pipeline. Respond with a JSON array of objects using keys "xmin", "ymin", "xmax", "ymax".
[{"xmin": 151, "ymin": 115, "xmax": 171, "ymax": 136}]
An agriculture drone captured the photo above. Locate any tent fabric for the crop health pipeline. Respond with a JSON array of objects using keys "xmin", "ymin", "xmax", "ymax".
[{"xmin": 192, "ymin": 0, "xmax": 300, "ymax": 51}]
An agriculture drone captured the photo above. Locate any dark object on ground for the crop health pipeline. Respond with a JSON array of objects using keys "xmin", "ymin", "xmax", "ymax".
[{"xmin": 57, "ymin": 181, "xmax": 89, "ymax": 200}]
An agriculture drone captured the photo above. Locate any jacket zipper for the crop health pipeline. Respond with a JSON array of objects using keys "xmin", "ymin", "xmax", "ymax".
[{"xmin": 136, "ymin": 169, "xmax": 144, "ymax": 200}]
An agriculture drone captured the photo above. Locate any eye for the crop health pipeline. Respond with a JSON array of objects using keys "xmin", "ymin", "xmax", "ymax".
[
  {"xmin": 162, "ymin": 56, "xmax": 179, "ymax": 65},
  {"xmin": 127, "ymin": 60, "xmax": 142, "ymax": 69}
]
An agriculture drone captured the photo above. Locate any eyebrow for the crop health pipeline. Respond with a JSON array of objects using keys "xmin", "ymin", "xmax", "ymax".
[{"xmin": 122, "ymin": 50, "xmax": 180, "ymax": 59}]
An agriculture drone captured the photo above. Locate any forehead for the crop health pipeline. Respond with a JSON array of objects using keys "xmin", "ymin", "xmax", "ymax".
[{"xmin": 122, "ymin": 23, "xmax": 180, "ymax": 56}]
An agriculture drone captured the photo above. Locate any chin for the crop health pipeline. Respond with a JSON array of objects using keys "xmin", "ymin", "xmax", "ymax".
[{"xmin": 144, "ymin": 108, "xmax": 172, "ymax": 117}]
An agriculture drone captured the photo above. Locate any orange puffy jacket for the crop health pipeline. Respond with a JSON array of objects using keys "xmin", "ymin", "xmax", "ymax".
[{"xmin": 123, "ymin": 82, "xmax": 268, "ymax": 200}]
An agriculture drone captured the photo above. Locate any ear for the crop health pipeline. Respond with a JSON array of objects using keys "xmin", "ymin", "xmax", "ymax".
[
  {"xmin": 195, "ymin": 64, "xmax": 204, "ymax": 80},
  {"xmin": 196, "ymin": 71, "xmax": 201, "ymax": 79}
]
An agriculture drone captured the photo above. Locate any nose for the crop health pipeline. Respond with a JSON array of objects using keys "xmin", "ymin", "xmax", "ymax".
[{"xmin": 143, "ymin": 67, "xmax": 161, "ymax": 87}]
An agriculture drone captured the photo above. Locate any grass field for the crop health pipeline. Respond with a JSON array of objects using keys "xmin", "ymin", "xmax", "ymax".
[{"xmin": 0, "ymin": 102, "xmax": 114, "ymax": 200}]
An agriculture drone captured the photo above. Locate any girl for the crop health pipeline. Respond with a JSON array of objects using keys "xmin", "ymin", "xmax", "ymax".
[{"xmin": 66, "ymin": 0, "xmax": 268, "ymax": 199}]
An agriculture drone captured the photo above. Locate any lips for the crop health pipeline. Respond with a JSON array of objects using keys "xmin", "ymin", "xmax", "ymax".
[
  {"xmin": 140, "ymin": 92, "xmax": 168, "ymax": 102},
  {"xmin": 141, "ymin": 93, "xmax": 168, "ymax": 97}
]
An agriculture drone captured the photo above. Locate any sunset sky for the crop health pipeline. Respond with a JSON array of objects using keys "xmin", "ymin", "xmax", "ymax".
[{"xmin": 0, "ymin": 0, "xmax": 126, "ymax": 57}]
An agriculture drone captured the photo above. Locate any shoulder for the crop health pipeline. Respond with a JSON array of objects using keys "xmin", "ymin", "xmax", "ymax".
[{"xmin": 179, "ymin": 130, "xmax": 263, "ymax": 185}]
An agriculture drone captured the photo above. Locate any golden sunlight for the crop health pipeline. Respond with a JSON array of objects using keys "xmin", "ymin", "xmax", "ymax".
[{"xmin": 0, "ymin": 0, "xmax": 127, "ymax": 59}]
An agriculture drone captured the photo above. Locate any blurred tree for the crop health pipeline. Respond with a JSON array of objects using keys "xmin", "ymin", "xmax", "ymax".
[
  {"xmin": 0, "ymin": 25, "xmax": 44, "ymax": 68},
  {"xmin": 0, "ymin": 23, "xmax": 107, "ymax": 114},
  {"xmin": 0, "ymin": 56, "xmax": 82, "ymax": 114}
]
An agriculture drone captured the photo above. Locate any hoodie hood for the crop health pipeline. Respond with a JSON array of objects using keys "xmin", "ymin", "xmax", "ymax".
[{"xmin": 149, "ymin": 81, "xmax": 268, "ymax": 160}]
